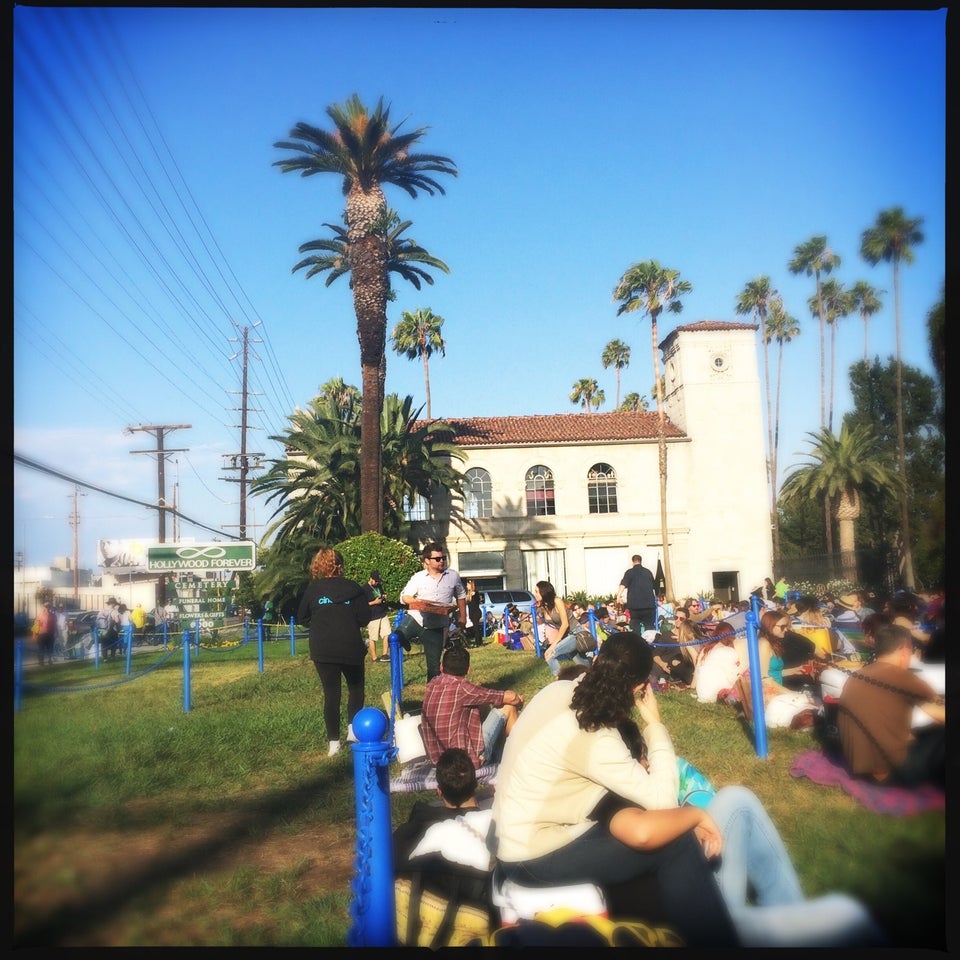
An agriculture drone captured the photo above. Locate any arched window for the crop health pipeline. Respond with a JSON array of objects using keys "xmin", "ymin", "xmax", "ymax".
[
  {"xmin": 465, "ymin": 467, "xmax": 493, "ymax": 519},
  {"xmin": 588, "ymin": 462, "xmax": 618, "ymax": 514},
  {"xmin": 403, "ymin": 492, "xmax": 431, "ymax": 522},
  {"xmin": 525, "ymin": 464, "xmax": 555, "ymax": 516}
]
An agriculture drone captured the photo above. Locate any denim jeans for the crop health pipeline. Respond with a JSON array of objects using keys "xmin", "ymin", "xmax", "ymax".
[
  {"xmin": 707, "ymin": 785, "xmax": 885, "ymax": 946},
  {"xmin": 482, "ymin": 706, "xmax": 507, "ymax": 764},
  {"xmin": 498, "ymin": 822, "xmax": 738, "ymax": 947},
  {"xmin": 545, "ymin": 633, "xmax": 591, "ymax": 676}
]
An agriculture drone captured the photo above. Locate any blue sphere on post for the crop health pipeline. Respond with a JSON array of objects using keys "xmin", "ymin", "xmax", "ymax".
[{"xmin": 352, "ymin": 706, "xmax": 388, "ymax": 743}]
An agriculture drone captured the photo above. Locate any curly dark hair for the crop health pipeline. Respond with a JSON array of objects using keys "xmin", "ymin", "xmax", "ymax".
[{"xmin": 570, "ymin": 631, "xmax": 652, "ymax": 731}]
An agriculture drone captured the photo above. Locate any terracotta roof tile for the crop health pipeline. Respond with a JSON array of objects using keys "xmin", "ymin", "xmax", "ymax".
[{"xmin": 420, "ymin": 411, "xmax": 686, "ymax": 447}]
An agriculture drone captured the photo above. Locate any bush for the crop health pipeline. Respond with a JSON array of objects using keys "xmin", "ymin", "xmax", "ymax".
[{"xmin": 337, "ymin": 532, "xmax": 421, "ymax": 602}]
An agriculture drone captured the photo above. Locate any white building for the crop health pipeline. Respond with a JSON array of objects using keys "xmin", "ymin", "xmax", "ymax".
[{"xmin": 409, "ymin": 320, "xmax": 773, "ymax": 603}]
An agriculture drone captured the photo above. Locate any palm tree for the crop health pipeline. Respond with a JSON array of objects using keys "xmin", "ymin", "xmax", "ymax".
[
  {"xmin": 849, "ymin": 280, "xmax": 884, "ymax": 362},
  {"xmin": 317, "ymin": 376, "xmax": 360, "ymax": 410},
  {"xmin": 735, "ymin": 276, "xmax": 777, "ymax": 553},
  {"xmin": 766, "ymin": 295, "xmax": 800, "ymax": 562},
  {"xmin": 613, "ymin": 260, "xmax": 692, "ymax": 601},
  {"xmin": 860, "ymin": 207, "xmax": 924, "ymax": 590},
  {"xmin": 570, "ymin": 377, "xmax": 602, "ymax": 412},
  {"xmin": 780, "ymin": 423, "xmax": 904, "ymax": 584},
  {"xmin": 812, "ymin": 278, "xmax": 853, "ymax": 433},
  {"xmin": 391, "ymin": 307, "xmax": 446, "ymax": 418},
  {"xmin": 619, "ymin": 391, "xmax": 649, "ymax": 412},
  {"xmin": 253, "ymin": 392, "xmax": 464, "ymax": 545},
  {"xmin": 788, "ymin": 236, "xmax": 841, "ymax": 431},
  {"xmin": 274, "ymin": 95, "xmax": 457, "ymax": 533},
  {"xmin": 601, "ymin": 339, "xmax": 631, "ymax": 408}
]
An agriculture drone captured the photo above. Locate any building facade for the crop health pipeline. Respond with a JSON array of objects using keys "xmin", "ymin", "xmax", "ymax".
[{"xmin": 410, "ymin": 320, "xmax": 773, "ymax": 603}]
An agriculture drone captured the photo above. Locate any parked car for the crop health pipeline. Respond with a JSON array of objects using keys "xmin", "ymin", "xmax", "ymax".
[
  {"xmin": 475, "ymin": 589, "xmax": 536, "ymax": 619},
  {"xmin": 66, "ymin": 610, "xmax": 98, "ymax": 644}
]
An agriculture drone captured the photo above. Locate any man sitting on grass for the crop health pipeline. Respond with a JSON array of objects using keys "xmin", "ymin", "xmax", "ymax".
[{"xmin": 421, "ymin": 645, "xmax": 522, "ymax": 769}]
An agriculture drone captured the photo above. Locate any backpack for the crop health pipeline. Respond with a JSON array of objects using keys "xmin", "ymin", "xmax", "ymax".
[{"xmin": 395, "ymin": 865, "xmax": 496, "ymax": 949}]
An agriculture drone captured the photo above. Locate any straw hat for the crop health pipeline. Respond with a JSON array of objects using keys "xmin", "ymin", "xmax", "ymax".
[{"xmin": 836, "ymin": 593, "xmax": 860, "ymax": 611}]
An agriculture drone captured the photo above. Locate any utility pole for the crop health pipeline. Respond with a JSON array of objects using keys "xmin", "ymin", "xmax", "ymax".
[
  {"xmin": 223, "ymin": 324, "xmax": 263, "ymax": 541},
  {"xmin": 126, "ymin": 424, "xmax": 190, "ymax": 605},
  {"xmin": 69, "ymin": 485, "xmax": 85, "ymax": 603}
]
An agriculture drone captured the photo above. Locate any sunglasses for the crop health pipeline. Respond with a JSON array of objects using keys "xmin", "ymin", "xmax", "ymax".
[{"xmin": 427, "ymin": 556, "xmax": 445, "ymax": 562}]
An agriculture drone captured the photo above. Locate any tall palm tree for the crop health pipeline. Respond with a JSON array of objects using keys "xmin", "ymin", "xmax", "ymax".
[
  {"xmin": 317, "ymin": 376, "xmax": 360, "ymax": 410},
  {"xmin": 253, "ymin": 392, "xmax": 464, "ymax": 545},
  {"xmin": 849, "ymin": 280, "xmax": 884, "ymax": 362},
  {"xmin": 601, "ymin": 339, "xmax": 631, "ymax": 408},
  {"xmin": 735, "ymin": 276, "xmax": 777, "ymax": 552},
  {"xmin": 619, "ymin": 391, "xmax": 649, "ymax": 412},
  {"xmin": 766, "ymin": 295, "xmax": 800, "ymax": 562},
  {"xmin": 780, "ymin": 423, "xmax": 904, "ymax": 584},
  {"xmin": 860, "ymin": 207, "xmax": 924, "ymax": 589},
  {"xmin": 570, "ymin": 377, "xmax": 602, "ymax": 412},
  {"xmin": 613, "ymin": 260, "xmax": 692, "ymax": 601},
  {"xmin": 391, "ymin": 307, "xmax": 447, "ymax": 418},
  {"xmin": 788, "ymin": 236, "xmax": 840, "ymax": 431},
  {"xmin": 812, "ymin": 278, "xmax": 853, "ymax": 433},
  {"xmin": 274, "ymin": 95, "xmax": 457, "ymax": 533}
]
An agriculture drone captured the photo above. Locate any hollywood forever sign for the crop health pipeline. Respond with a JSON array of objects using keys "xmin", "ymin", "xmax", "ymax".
[{"xmin": 147, "ymin": 542, "xmax": 257, "ymax": 572}]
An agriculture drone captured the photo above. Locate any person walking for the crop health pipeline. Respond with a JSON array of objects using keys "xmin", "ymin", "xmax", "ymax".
[
  {"xmin": 297, "ymin": 546, "xmax": 372, "ymax": 758},
  {"xmin": 364, "ymin": 571, "xmax": 392, "ymax": 662},
  {"xmin": 131, "ymin": 602, "xmax": 148, "ymax": 644},
  {"xmin": 33, "ymin": 602, "xmax": 57, "ymax": 666},
  {"xmin": 400, "ymin": 542, "xmax": 467, "ymax": 682},
  {"xmin": 617, "ymin": 554, "xmax": 657, "ymax": 633}
]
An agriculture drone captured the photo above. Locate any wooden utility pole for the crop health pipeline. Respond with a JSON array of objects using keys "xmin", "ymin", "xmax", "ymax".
[{"xmin": 126, "ymin": 424, "xmax": 190, "ymax": 604}]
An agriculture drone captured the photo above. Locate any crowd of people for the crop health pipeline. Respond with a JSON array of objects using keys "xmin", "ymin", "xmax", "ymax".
[{"xmin": 294, "ymin": 545, "xmax": 942, "ymax": 945}]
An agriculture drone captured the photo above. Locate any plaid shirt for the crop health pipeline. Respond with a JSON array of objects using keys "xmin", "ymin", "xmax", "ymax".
[{"xmin": 421, "ymin": 673, "xmax": 505, "ymax": 767}]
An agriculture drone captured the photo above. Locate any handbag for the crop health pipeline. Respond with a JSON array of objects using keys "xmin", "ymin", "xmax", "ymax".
[{"xmin": 574, "ymin": 627, "xmax": 597, "ymax": 655}]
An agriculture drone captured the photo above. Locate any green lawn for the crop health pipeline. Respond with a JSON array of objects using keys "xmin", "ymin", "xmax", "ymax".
[{"xmin": 13, "ymin": 633, "xmax": 947, "ymax": 947}]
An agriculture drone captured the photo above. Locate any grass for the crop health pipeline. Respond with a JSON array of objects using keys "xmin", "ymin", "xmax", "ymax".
[{"xmin": 14, "ymin": 632, "xmax": 948, "ymax": 948}]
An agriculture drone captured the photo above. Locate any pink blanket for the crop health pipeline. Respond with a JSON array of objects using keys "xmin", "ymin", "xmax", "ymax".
[{"xmin": 789, "ymin": 748, "xmax": 944, "ymax": 816}]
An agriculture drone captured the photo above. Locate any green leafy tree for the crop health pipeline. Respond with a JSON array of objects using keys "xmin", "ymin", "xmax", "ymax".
[
  {"xmin": 619, "ymin": 391, "xmax": 649, "ymax": 412},
  {"xmin": 780, "ymin": 423, "xmax": 904, "ymax": 584},
  {"xmin": 613, "ymin": 260, "xmax": 692, "ymax": 600},
  {"xmin": 860, "ymin": 207, "xmax": 924, "ymax": 589},
  {"xmin": 570, "ymin": 377, "xmax": 603, "ymax": 412},
  {"xmin": 766, "ymin": 295, "xmax": 800, "ymax": 562},
  {"xmin": 788, "ymin": 235, "xmax": 841, "ymax": 431},
  {"xmin": 391, "ymin": 307, "xmax": 447, "ymax": 418},
  {"xmin": 845, "ymin": 358, "xmax": 943, "ymax": 589},
  {"xmin": 927, "ymin": 287, "xmax": 944, "ymax": 388},
  {"xmin": 849, "ymin": 280, "xmax": 884, "ymax": 363},
  {"xmin": 275, "ymin": 96, "xmax": 456, "ymax": 533},
  {"xmin": 601, "ymin": 339, "xmax": 631, "ymax": 408},
  {"xmin": 735, "ymin": 275, "xmax": 778, "ymax": 553}
]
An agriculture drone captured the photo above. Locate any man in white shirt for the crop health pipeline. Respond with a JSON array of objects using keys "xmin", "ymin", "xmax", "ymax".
[{"xmin": 400, "ymin": 542, "xmax": 467, "ymax": 681}]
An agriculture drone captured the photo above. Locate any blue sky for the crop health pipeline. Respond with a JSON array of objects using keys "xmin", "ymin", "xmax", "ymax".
[{"xmin": 13, "ymin": 7, "xmax": 946, "ymax": 571}]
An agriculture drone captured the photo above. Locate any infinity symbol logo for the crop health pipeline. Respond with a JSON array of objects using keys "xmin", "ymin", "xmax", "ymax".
[{"xmin": 176, "ymin": 546, "xmax": 227, "ymax": 559}]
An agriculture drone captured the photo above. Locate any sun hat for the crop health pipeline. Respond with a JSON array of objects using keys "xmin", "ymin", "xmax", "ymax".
[{"xmin": 836, "ymin": 593, "xmax": 859, "ymax": 610}]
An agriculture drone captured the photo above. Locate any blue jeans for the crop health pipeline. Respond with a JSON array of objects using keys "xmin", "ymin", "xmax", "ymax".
[
  {"xmin": 708, "ymin": 785, "xmax": 885, "ymax": 946},
  {"xmin": 481, "ymin": 706, "xmax": 507, "ymax": 764},
  {"xmin": 545, "ymin": 633, "xmax": 591, "ymax": 676}
]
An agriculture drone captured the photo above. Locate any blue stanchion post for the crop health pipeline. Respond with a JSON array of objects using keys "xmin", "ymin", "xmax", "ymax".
[
  {"xmin": 480, "ymin": 604, "xmax": 488, "ymax": 638},
  {"xmin": 386, "ymin": 613, "xmax": 406, "ymax": 742},
  {"xmin": 348, "ymin": 707, "xmax": 396, "ymax": 947},
  {"xmin": 745, "ymin": 596, "xmax": 769, "ymax": 759},
  {"xmin": 257, "ymin": 619, "xmax": 265, "ymax": 673},
  {"xmin": 124, "ymin": 623, "xmax": 134, "ymax": 674},
  {"xmin": 289, "ymin": 617, "xmax": 296, "ymax": 657},
  {"xmin": 531, "ymin": 602, "xmax": 542, "ymax": 658},
  {"xmin": 194, "ymin": 619, "xmax": 201, "ymax": 655},
  {"xmin": 92, "ymin": 625, "xmax": 101, "ymax": 668},
  {"xmin": 14, "ymin": 639, "xmax": 24, "ymax": 712},
  {"xmin": 182, "ymin": 629, "xmax": 192, "ymax": 713}
]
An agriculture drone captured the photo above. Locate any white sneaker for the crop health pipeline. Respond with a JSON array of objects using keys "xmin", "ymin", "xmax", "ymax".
[
  {"xmin": 346, "ymin": 724, "xmax": 358, "ymax": 743},
  {"xmin": 327, "ymin": 740, "xmax": 341, "ymax": 757}
]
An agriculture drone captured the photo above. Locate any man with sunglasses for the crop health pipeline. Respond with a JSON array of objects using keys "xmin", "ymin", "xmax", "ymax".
[{"xmin": 400, "ymin": 542, "xmax": 468, "ymax": 681}]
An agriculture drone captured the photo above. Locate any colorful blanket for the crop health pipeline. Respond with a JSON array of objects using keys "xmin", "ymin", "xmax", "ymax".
[
  {"xmin": 390, "ymin": 757, "xmax": 499, "ymax": 794},
  {"xmin": 789, "ymin": 748, "xmax": 945, "ymax": 816}
]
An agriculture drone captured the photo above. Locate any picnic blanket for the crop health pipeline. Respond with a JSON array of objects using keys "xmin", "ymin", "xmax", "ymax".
[
  {"xmin": 390, "ymin": 757, "xmax": 499, "ymax": 794},
  {"xmin": 789, "ymin": 748, "xmax": 945, "ymax": 816}
]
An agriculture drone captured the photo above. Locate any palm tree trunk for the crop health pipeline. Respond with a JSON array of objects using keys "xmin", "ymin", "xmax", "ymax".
[
  {"xmin": 422, "ymin": 351, "xmax": 432, "ymax": 419},
  {"xmin": 651, "ymin": 315, "xmax": 673, "ymax": 600},
  {"xmin": 762, "ymin": 331, "xmax": 775, "ymax": 565},
  {"xmin": 772, "ymin": 341, "xmax": 784, "ymax": 562},
  {"xmin": 823, "ymin": 491, "xmax": 835, "ymax": 579},
  {"xmin": 816, "ymin": 274, "xmax": 826, "ymax": 431},
  {"xmin": 892, "ymin": 261, "xmax": 915, "ymax": 589},
  {"xmin": 828, "ymin": 319, "xmax": 836, "ymax": 433}
]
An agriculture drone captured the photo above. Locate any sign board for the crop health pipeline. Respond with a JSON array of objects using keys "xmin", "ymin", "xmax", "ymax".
[
  {"xmin": 98, "ymin": 538, "xmax": 156, "ymax": 572},
  {"xmin": 147, "ymin": 541, "xmax": 257, "ymax": 572}
]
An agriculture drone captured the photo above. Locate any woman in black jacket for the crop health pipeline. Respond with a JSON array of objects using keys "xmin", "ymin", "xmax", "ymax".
[{"xmin": 297, "ymin": 547, "xmax": 372, "ymax": 757}]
